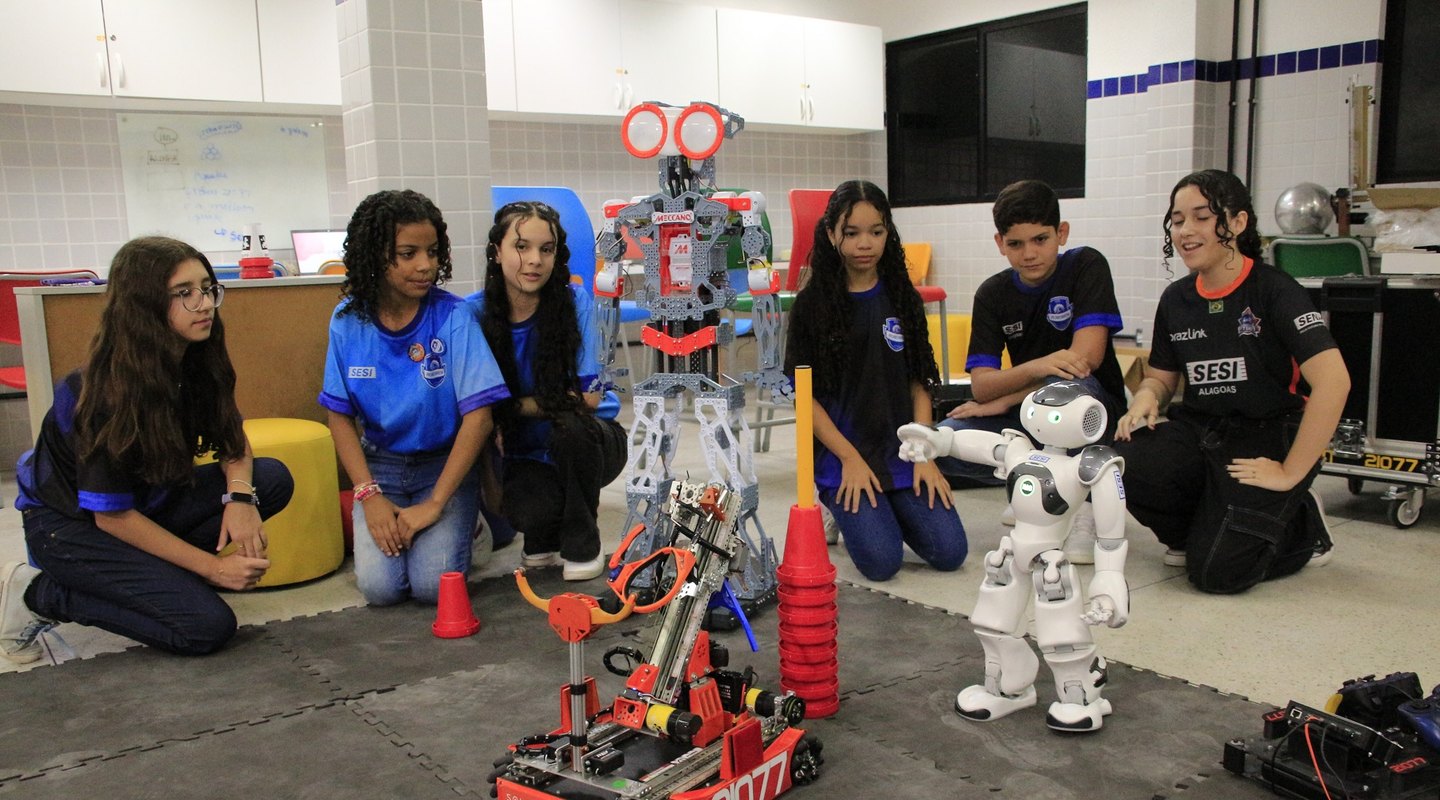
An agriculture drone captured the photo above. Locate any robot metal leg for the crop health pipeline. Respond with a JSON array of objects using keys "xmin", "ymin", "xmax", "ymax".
[
  {"xmin": 956, "ymin": 537, "xmax": 1039, "ymax": 722},
  {"xmin": 1031, "ymin": 550, "xmax": 1112, "ymax": 732}
]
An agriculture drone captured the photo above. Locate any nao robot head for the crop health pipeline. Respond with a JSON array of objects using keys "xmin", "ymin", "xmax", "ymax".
[{"xmin": 1020, "ymin": 381, "xmax": 1107, "ymax": 450}]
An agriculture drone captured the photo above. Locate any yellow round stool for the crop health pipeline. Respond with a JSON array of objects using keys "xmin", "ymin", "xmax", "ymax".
[{"xmin": 238, "ymin": 418, "xmax": 344, "ymax": 587}]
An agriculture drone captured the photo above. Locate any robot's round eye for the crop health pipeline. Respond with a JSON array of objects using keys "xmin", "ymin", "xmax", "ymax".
[
  {"xmin": 622, "ymin": 104, "xmax": 668, "ymax": 159},
  {"xmin": 1026, "ymin": 407, "xmax": 1036, "ymax": 419},
  {"xmin": 1048, "ymin": 411, "xmax": 1062, "ymax": 424},
  {"xmin": 676, "ymin": 103, "xmax": 724, "ymax": 160}
]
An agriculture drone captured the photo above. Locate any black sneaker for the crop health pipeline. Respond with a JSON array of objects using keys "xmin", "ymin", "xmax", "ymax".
[{"xmin": 1307, "ymin": 488, "xmax": 1335, "ymax": 567}]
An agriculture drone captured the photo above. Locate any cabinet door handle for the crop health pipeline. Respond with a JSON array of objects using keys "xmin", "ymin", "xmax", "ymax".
[
  {"xmin": 613, "ymin": 82, "xmax": 623, "ymax": 109},
  {"xmin": 624, "ymin": 84, "xmax": 633, "ymax": 108},
  {"xmin": 806, "ymin": 95, "xmax": 815, "ymax": 122},
  {"xmin": 799, "ymin": 94, "xmax": 806, "ymax": 121},
  {"xmin": 96, "ymin": 52, "xmax": 107, "ymax": 88},
  {"xmin": 113, "ymin": 53, "xmax": 126, "ymax": 89}
]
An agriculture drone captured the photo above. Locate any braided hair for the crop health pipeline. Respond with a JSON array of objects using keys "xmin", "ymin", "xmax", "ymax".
[
  {"xmin": 793, "ymin": 180, "xmax": 939, "ymax": 397},
  {"xmin": 478, "ymin": 201, "xmax": 585, "ymax": 432},
  {"xmin": 338, "ymin": 189, "xmax": 452, "ymax": 321}
]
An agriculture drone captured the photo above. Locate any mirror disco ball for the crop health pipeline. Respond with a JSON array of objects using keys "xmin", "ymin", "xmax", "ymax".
[{"xmin": 1275, "ymin": 182, "xmax": 1335, "ymax": 234}]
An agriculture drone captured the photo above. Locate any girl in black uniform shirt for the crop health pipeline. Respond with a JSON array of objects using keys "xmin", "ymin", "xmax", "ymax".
[{"xmin": 1114, "ymin": 170, "xmax": 1349, "ymax": 594}]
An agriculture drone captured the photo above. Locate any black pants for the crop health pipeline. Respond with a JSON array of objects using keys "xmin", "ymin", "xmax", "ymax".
[
  {"xmin": 1114, "ymin": 407, "xmax": 1321, "ymax": 594},
  {"xmin": 503, "ymin": 413, "xmax": 628, "ymax": 562}
]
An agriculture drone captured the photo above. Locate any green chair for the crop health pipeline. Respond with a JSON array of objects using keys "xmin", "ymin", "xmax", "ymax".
[{"xmin": 1271, "ymin": 236, "xmax": 1372, "ymax": 278}]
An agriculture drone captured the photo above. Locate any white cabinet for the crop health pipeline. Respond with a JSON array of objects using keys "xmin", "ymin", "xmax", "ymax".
[
  {"xmin": 483, "ymin": 0, "xmax": 517, "ymax": 112},
  {"xmin": 508, "ymin": 0, "xmax": 717, "ymax": 118},
  {"xmin": 101, "ymin": 0, "xmax": 263, "ymax": 102},
  {"xmin": 717, "ymin": 9, "xmax": 883, "ymax": 131},
  {"xmin": 0, "ymin": 0, "xmax": 339, "ymax": 106},
  {"xmin": 257, "ymin": 0, "xmax": 340, "ymax": 105},
  {"xmin": 0, "ymin": 0, "xmax": 111, "ymax": 96}
]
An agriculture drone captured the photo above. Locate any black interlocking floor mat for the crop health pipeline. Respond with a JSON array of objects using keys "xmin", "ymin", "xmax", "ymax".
[{"xmin": 0, "ymin": 574, "xmax": 1280, "ymax": 798}]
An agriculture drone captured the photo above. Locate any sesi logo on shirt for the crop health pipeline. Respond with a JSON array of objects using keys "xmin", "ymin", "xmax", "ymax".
[{"xmin": 882, "ymin": 317, "xmax": 905, "ymax": 352}]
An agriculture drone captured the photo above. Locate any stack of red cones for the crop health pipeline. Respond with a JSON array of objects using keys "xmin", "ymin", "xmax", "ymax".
[{"xmin": 776, "ymin": 503, "xmax": 839, "ymax": 718}]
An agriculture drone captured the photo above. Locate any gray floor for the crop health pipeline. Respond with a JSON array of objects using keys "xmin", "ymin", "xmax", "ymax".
[{"xmin": 3, "ymin": 375, "xmax": 1439, "ymax": 793}]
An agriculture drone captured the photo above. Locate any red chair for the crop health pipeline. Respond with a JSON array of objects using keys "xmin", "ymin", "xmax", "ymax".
[
  {"xmin": 786, "ymin": 188, "xmax": 833, "ymax": 291},
  {"xmin": 0, "ymin": 270, "xmax": 102, "ymax": 391}
]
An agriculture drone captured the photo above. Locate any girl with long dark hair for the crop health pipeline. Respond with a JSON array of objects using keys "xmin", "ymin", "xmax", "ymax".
[
  {"xmin": 784, "ymin": 180, "xmax": 967, "ymax": 581},
  {"xmin": 1, "ymin": 236, "xmax": 294, "ymax": 661},
  {"xmin": 473, "ymin": 201, "xmax": 626, "ymax": 581}
]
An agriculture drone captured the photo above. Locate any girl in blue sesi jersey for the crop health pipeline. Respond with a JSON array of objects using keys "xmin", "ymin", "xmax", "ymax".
[{"xmin": 320, "ymin": 190, "xmax": 509, "ymax": 606}]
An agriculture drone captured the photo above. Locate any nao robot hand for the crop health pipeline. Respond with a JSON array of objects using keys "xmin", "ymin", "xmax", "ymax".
[{"xmin": 1082, "ymin": 570, "xmax": 1129, "ymax": 628}]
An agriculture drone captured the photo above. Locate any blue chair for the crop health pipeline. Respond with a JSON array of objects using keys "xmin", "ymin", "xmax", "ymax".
[{"xmin": 491, "ymin": 186, "xmax": 596, "ymax": 290}]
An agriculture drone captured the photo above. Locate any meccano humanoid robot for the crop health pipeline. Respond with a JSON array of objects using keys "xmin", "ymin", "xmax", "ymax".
[
  {"xmin": 592, "ymin": 101, "xmax": 789, "ymax": 611},
  {"xmin": 897, "ymin": 381, "xmax": 1130, "ymax": 732}
]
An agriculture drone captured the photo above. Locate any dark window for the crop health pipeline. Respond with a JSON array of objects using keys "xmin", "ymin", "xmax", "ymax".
[
  {"xmin": 886, "ymin": 5, "xmax": 1087, "ymax": 206},
  {"xmin": 1377, "ymin": 0, "xmax": 1440, "ymax": 183}
]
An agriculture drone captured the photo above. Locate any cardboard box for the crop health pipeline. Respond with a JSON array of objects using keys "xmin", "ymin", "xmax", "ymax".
[{"xmin": 1379, "ymin": 251, "xmax": 1440, "ymax": 275}]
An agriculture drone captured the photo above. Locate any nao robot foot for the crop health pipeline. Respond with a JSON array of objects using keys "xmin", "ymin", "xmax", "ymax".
[{"xmin": 898, "ymin": 381, "xmax": 1131, "ymax": 734}]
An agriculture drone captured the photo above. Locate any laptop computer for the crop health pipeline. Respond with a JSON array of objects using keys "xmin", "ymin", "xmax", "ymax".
[{"xmin": 290, "ymin": 229, "xmax": 346, "ymax": 274}]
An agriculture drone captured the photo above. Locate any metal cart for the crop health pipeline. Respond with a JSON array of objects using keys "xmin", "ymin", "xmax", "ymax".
[{"xmin": 1305, "ymin": 275, "xmax": 1440, "ymax": 528}]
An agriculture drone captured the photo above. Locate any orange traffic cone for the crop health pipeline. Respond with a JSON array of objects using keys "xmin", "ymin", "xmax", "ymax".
[{"xmin": 432, "ymin": 571, "xmax": 481, "ymax": 638}]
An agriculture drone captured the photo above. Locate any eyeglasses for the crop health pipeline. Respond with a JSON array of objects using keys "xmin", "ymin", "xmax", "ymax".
[{"xmin": 170, "ymin": 284, "xmax": 225, "ymax": 312}]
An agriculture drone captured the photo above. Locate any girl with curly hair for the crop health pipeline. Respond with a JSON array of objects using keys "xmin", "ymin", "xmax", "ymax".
[
  {"xmin": 472, "ymin": 201, "xmax": 626, "ymax": 581},
  {"xmin": 320, "ymin": 189, "xmax": 509, "ymax": 606},
  {"xmin": 2, "ymin": 236, "xmax": 294, "ymax": 662},
  {"xmin": 1114, "ymin": 169, "xmax": 1348, "ymax": 594},
  {"xmin": 784, "ymin": 180, "xmax": 967, "ymax": 582}
]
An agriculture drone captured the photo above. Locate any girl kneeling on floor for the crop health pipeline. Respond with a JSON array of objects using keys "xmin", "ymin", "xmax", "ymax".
[{"xmin": 2, "ymin": 236, "xmax": 294, "ymax": 661}]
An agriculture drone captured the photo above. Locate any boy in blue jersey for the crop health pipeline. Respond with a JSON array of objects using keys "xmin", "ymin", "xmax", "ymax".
[
  {"xmin": 936, "ymin": 180, "xmax": 1126, "ymax": 561},
  {"xmin": 473, "ymin": 201, "xmax": 626, "ymax": 581},
  {"xmin": 320, "ymin": 190, "xmax": 509, "ymax": 606}
]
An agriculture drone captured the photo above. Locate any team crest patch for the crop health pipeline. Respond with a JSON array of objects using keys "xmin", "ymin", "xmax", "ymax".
[
  {"xmin": 1046, "ymin": 296, "xmax": 1074, "ymax": 330},
  {"xmin": 882, "ymin": 317, "xmax": 905, "ymax": 352},
  {"xmin": 408, "ymin": 343, "xmax": 426, "ymax": 362},
  {"xmin": 1208, "ymin": 300, "xmax": 1225, "ymax": 314},
  {"xmin": 1237, "ymin": 306, "xmax": 1262, "ymax": 337},
  {"xmin": 421, "ymin": 338, "xmax": 448, "ymax": 388}
]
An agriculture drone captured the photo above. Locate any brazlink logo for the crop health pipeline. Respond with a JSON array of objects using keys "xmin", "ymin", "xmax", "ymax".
[{"xmin": 1170, "ymin": 328, "xmax": 1208, "ymax": 341}]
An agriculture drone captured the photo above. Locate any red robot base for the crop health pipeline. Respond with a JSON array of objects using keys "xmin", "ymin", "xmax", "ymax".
[{"xmin": 489, "ymin": 482, "xmax": 822, "ymax": 799}]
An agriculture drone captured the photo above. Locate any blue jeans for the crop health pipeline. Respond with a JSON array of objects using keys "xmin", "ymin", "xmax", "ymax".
[
  {"xmin": 819, "ymin": 487, "xmax": 968, "ymax": 582},
  {"xmin": 23, "ymin": 458, "xmax": 294, "ymax": 655},
  {"xmin": 352, "ymin": 444, "xmax": 480, "ymax": 606},
  {"xmin": 936, "ymin": 374, "xmax": 1123, "ymax": 486}
]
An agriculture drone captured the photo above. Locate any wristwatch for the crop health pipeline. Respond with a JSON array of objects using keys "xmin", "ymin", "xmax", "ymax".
[{"xmin": 221, "ymin": 491, "xmax": 260, "ymax": 506}]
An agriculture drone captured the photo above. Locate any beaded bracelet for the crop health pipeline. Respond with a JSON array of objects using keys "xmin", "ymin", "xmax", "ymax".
[{"xmin": 353, "ymin": 481, "xmax": 383, "ymax": 503}]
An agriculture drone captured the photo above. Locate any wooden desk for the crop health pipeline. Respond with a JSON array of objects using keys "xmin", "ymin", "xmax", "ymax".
[{"xmin": 17, "ymin": 276, "xmax": 344, "ymax": 438}]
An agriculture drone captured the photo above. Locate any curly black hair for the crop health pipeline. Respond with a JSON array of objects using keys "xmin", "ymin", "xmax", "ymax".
[
  {"xmin": 338, "ymin": 189, "xmax": 452, "ymax": 321},
  {"xmin": 478, "ymin": 201, "xmax": 585, "ymax": 432},
  {"xmin": 791, "ymin": 180, "xmax": 939, "ymax": 397},
  {"xmin": 1162, "ymin": 169, "xmax": 1263, "ymax": 265}
]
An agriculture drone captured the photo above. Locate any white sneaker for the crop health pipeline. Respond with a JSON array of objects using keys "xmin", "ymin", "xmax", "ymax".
[
  {"xmin": 1307, "ymin": 488, "xmax": 1335, "ymax": 568},
  {"xmin": 820, "ymin": 504, "xmax": 840, "ymax": 545},
  {"xmin": 1, "ymin": 562, "xmax": 55, "ymax": 665},
  {"xmin": 563, "ymin": 555, "xmax": 606, "ymax": 582},
  {"xmin": 1162, "ymin": 548, "xmax": 1187, "ymax": 567},
  {"xmin": 1063, "ymin": 505, "xmax": 1096, "ymax": 565},
  {"xmin": 1000, "ymin": 505, "xmax": 1016, "ymax": 527},
  {"xmin": 521, "ymin": 551, "xmax": 560, "ymax": 569}
]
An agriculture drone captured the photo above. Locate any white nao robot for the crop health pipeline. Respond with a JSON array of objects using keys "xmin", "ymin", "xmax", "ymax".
[{"xmin": 898, "ymin": 381, "xmax": 1130, "ymax": 732}]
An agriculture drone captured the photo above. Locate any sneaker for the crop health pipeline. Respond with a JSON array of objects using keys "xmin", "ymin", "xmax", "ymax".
[
  {"xmin": 563, "ymin": 555, "xmax": 605, "ymax": 582},
  {"xmin": 1162, "ymin": 548, "xmax": 1187, "ymax": 568},
  {"xmin": 1307, "ymin": 488, "xmax": 1335, "ymax": 567},
  {"xmin": 1, "ymin": 562, "xmax": 55, "ymax": 665},
  {"xmin": 1063, "ymin": 505, "xmax": 1096, "ymax": 565},
  {"xmin": 521, "ymin": 551, "xmax": 560, "ymax": 569},
  {"xmin": 1000, "ymin": 505, "xmax": 1016, "ymax": 527},
  {"xmin": 820, "ymin": 504, "xmax": 840, "ymax": 545}
]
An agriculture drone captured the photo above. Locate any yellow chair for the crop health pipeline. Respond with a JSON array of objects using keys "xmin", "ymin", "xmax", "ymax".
[
  {"xmin": 903, "ymin": 242, "xmax": 933, "ymax": 284},
  {"xmin": 204, "ymin": 418, "xmax": 344, "ymax": 587},
  {"xmin": 926, "ymin": 313, "xmax": 1011, "ymax": 378},
  {"xmin": 318, "ymin": 260, "xmax": 346, "ymax": 275}
]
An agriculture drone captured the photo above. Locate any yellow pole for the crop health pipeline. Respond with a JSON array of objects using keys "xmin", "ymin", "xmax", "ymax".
[{"xmin": 795, "ymin": 366, "xmax": 814, "ymax": 508}]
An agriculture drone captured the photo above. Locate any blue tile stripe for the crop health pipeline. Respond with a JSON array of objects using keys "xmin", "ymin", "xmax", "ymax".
[{"xmin": 1086, "ymin": 38, "xmax": 1382, "ymax": 100}]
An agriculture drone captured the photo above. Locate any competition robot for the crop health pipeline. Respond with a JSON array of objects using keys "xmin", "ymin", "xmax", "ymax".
[
  {"xmin": 897, "ymin": 381, "xmax": 1131, "ymax": 732},
  {"xmin": 593, "ymin": 102, "xmax": 789, "ymax": 610}
]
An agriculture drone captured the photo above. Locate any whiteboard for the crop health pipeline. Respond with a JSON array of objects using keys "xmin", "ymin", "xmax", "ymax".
[{"xmin": 118, "ymin": 113, "xmax": 330, "ymax": 252}]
